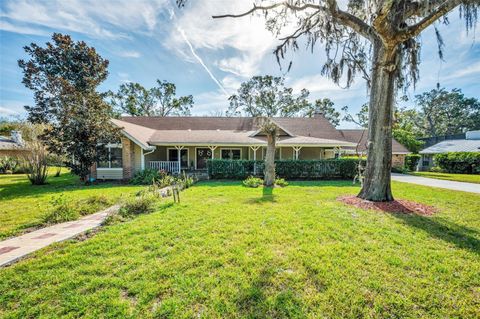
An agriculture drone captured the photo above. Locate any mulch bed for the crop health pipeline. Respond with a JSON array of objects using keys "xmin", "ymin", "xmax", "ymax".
[{"xmin": 338, "ymin": 195, "xmax": 437, "ymax": 216}]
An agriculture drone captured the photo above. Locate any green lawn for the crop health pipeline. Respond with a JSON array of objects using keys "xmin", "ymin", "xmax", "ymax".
[
  {"xmin": 0, "ymin": 170, "xmax": 144, "ymax": 239},
  {"xmin": 410, "ymin": 171, "xmax": 480, "ymax": 184},
  {"xmin": 1, "ymin": 180, "xmax": 479, "ymax": 318}
]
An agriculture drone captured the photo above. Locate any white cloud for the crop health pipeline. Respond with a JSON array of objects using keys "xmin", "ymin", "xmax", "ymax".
[
  {"xmin": 0, "ymin": 20, "xmax": 48, "ymax": 36},
  {"xmin": 192, "ymin": 90, "xmax": 230, "ymax": 115},
  {"xmin": 117, "ymin": 51, "xmax": 142, "ymax": 58},
  {"xmin": 0, "ymin": 0, "xmax": 167, "ymax": 39},
  {"xmin": 0, "ymin": 101, "xmax": 26, "ymax": 116},
  {"xmin": 444, "ymin": 61, "xmax": 480, "ymax": 79},
  {"xmin": 166, "ymin": 1, "xmax": 278, "ymax": 78}
]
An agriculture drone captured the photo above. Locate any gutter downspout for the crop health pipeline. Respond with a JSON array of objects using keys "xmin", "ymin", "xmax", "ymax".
[{"xmin": 142, "ymin": 146, "xmax": 156, "ymax": 170}]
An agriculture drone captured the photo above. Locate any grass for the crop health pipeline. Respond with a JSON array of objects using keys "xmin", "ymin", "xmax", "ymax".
[
  {"xmin": 410, "ymin": 171, "xmax": 480, "ymax": 184},
  {"xmin": 1, "ymin": 180, "xmax": 479, "ymax": 318},
  {"xmin": 0, "ymin": 169, "xmax": 144, "ymax": 239}
]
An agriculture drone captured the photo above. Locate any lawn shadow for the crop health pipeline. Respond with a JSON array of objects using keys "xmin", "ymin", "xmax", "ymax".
[
  {"xmin": 288, "ymin": 180, "xmax": 360, "ymax": 188},
  {"xmin": 390, "ymin": 213, "xmax": 480, "ymax": 255},
  {"xmin": 235, "ymin": 268, "xmax": 305, "ymax": 318},
  {"xmin": 0, "ymin": 172, "xmax": 137, "ymax": 200},
  {"xmin": 245, "ymin": 186, "xmax": 276, "ymax": 204}
]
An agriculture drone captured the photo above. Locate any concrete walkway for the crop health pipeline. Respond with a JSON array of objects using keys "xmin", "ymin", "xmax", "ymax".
[
  {"xmin": 392, "ymin": 173, "xmax": 480, "ymax": 194},
  {"xmin": 0, "ymin": 205, "xmax": 119, "ymax": 267}
]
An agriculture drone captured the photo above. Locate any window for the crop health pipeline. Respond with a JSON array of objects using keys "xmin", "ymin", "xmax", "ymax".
[
  {"xmin": 168, "ymin": 148, "xmax": 189, "ymax": 168},
  {"xmin": 221, "ymin": 149, "xmax": 241, "ymax": 160},
  {"xmin": 97, "ymin": 146, "xmax": 122, "ymax": 168}
]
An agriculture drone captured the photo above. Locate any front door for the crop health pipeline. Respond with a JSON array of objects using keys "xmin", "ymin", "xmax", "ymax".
[{"xmin": 196, "ymin": 148, "xmax": 212, "ymax": 170}]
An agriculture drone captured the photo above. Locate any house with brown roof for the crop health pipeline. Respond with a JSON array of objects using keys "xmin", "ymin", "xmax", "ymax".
[
  {"xmin": 93, "ymin": 116, "xmax": 409, "ymax": 180},
  {"xmin": 339, "ymin": 129, "xmax": 411, "ymax": 168},
  {"xmin": 0, "ymin": 131, "xmax": 28, "ymax": 158}
]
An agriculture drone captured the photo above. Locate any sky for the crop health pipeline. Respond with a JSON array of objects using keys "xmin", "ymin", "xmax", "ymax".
[{"xmin": 0, "ymin": 0, "xmax": 479, "ymax": 128}]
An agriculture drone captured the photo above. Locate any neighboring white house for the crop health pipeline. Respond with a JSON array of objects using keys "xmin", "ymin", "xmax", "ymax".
[{"xmin": 419, "ymin": 130, "xmax": 480, "ymax": 170}]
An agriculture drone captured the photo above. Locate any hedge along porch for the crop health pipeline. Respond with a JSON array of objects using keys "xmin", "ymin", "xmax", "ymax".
[{"xmin": 207, "ymin": 159, "xmax": 363, "ymax": 179}]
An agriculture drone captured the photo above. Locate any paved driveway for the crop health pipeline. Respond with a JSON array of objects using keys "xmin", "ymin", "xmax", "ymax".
[{"xmin": 391, "ymin": 173, "xmax": 480, "ymax": 194}]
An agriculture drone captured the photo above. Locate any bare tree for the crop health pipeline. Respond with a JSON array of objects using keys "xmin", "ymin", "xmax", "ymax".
[
  {"xmin": 22, "ymin": 123, "xmax": 49, "ymax": 185},
  {"xmin": 177, "ymin": 0, "xmax": 479, "ymax": 201}
]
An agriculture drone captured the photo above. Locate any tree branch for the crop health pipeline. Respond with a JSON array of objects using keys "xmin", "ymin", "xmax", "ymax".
[
  {"xmin": 213, "ymin": 1, "xmax": 375, "ymax": 41},
  {"xmin": 212, "ymin": 2, "xmax": 322, "ymax": 19},
  {"xmin": 400, "ymin": 0, "xmax": 462, "ymax": 40},
  {"xmin": 326, "ymin": 0, "xmax": 376, "ymax": 40}
]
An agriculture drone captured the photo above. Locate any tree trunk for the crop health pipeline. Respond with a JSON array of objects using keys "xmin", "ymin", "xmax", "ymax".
[
  {"xmin": 358, "ymin": 39, "xmax": 398, "ymax": 202},
  {"xmin": 264, "ymin": 131, "xmax": 277, "ymax": 187}
]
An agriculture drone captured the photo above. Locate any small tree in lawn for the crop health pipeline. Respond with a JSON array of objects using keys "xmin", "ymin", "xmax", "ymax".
[
  {"xmin": 227, "ymin": 75, "xmax": 310, "ymax": 186},
  {"xmin": 18, "ymin": 33, "xmax": 119, "ymax": 182},
  {"xmin": 195, "ymin": 0, "xmax": 479, "ymax": 201}
]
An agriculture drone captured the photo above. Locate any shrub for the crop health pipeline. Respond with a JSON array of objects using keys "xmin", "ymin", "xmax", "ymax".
[
  {"xmin": 130, "ymin": 169, "xmax": 161, "ymax": 185},
  {"xmin": 405, "ymin": 154, "xmax": 421, "ymax": 171},
  {"xmin": 434, "ymin": 152, "xmax": 480, "ymax": 174},
  {"xmin": 119, "ymin": 194, "xmax": 157, "ymax": 217},
  {"xmin": 208, "ymin": 159, "xmax": 362, "ymax": 180},
  {"xmin": 23, "ymin": 124, "xmax": 49, "ymax": 185},
  {"xmin": 0, "ymin": 156, "xmax": 20, "ymax": 174},
  {"xmin": 391, "ymin": 166, "xmax": 409, "ymax": 174},
  {"xmin": 208, "ymin": 160, "xmax": 263, "ymax": 179},
  {"xmin": 243, "ymin": 176, "xmax": 263, "ymax": 188},
  {"xmin": 43, "ymin": 195, "xmax": 79, "ymax": 224},
  {"xmin": 275, "ymin": 178, "xmax": 289, "ymax": 187},
  {"xmin": 77, "ymin": 195, "xmax": 113, "ymax": 216},
  {"xmin": 429, "ymin": 166, "xmax": 444, "ymax": 173}
]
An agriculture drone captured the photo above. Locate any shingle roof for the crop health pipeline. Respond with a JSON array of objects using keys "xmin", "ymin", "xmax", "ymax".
[
  {"xmin": 115, "ymin": 116, "xmax": 356, "ymax": 148},
  {"xmin": 111, "ymin": 119, "xmax": 156, "ymax": 149},
  {"xmin": 149, "ymin": 129, "xmax": 355, "ymax": 146},
  {"xmin": 339, "ymin": 129, "xmax": 410, "ymax": 154},
  {"xmin": 420, "ymin": 139, "xmax": 480, "ymax": 154},
  {"xmin": 0, "ymin": 136, "xmax": 25, "ymax": 150},
  {"xmin": 120, "ymin": 116, "xmax": 344, "ymax": 140}
]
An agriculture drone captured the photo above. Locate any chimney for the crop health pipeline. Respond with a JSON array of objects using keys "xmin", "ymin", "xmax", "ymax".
[{"xmin": 11, "ymin": 130, "xmax": 24, "ymax": 146}]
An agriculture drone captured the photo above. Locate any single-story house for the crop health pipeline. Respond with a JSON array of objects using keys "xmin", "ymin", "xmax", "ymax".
[
  {"xmin": 0, "ymin": 131, "xmax": 28, "ymax": 158},
  {"xmin": 419, "ymin": 130, "xmax": 480, "ymax": 170},
  {"xmin": 94, "ymin": 116, "xmax": 409, "ymax": 180},
  {"xmin": 339, "ymin": 129, "xmax": 411, "ymax": 167}
]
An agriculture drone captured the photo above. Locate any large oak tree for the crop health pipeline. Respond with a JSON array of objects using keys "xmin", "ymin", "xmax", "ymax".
[{"xmin": 179, "ymin": 0, "xmax": 479, "ymax": 201}]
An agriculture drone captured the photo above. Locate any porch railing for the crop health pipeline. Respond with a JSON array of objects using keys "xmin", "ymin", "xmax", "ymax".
[{"xmin": 149, "ymin": 161, "xmax": 179, "ymax": 173}]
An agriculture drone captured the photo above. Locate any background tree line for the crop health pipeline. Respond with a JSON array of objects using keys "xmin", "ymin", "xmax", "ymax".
[{"xmin": 342, "ymin": 88, "xmax": 480, "ymax": 153}]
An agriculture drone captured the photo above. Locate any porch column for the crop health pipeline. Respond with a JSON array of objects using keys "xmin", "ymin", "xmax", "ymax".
[
  {"xmin": 293, "ymin": 146, "xmax": 302, "ymax": 160},
  {"xmin": 207, "ymin": 145, "xmax": 217, "ymax": 159},
  {"xmin": 140, "ymin": 148, "xmax": 144, "ymax": 170},
  {"xmin": 250, "ymin": 146, "xmax": 260, "ymax": 175},
  {"xmin": 174, "ymin": 145, "xmax": 185, "ymax": 174},
  {"xmin": 121, "ymin": 137, "xmax": 134, "ymax": 180},
  {"xmin": 334, "ymin": 147, "xmax": 340, "ymax": 159}
]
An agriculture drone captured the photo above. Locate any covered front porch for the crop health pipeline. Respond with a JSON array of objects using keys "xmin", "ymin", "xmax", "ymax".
[{"xmin": 145, "ymin": 145, "xmax": 342, "ymax": 174}]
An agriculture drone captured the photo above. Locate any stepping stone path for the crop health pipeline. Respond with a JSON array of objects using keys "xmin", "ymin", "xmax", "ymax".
[{"xmin": 0, "ymin": 205, "xmax": 119, "ymax": 267}]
